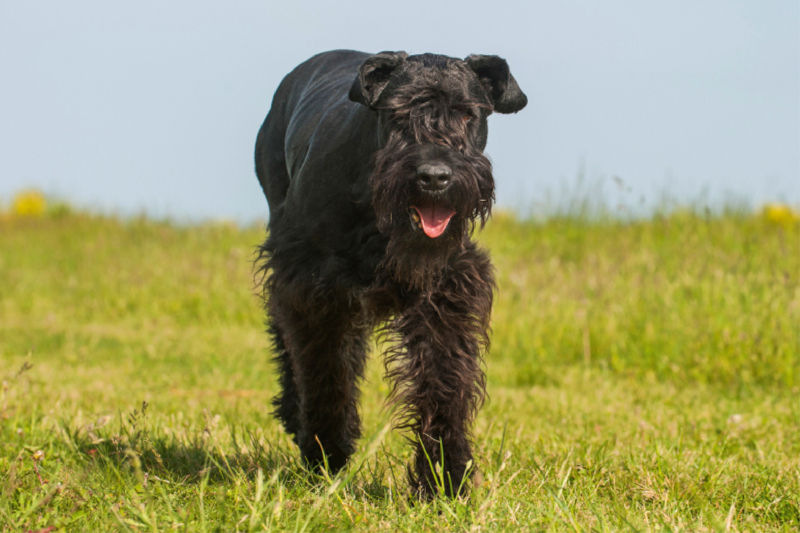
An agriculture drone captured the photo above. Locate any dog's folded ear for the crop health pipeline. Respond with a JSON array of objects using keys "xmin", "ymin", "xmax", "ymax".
[
  {"xmin": 349, "ymin": 51, "xmax": 408, "ymax": 109},
  {"xmin": 465, "ymin": 55, "xmax": 528, "ymax": 114}
]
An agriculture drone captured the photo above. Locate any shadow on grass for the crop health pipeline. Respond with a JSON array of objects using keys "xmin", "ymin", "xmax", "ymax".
[
  {"xmin": 56, "ymin": 404, "xmax": 396, "ymax": 503},
  {"xmin": 58, "ymin": 408, "xmax": 303, "ymax": 486}
]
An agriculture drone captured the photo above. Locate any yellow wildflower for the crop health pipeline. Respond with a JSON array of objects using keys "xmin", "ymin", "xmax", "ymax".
[
  {"xmin": 761, "ymin": 203, "xmax": 799, "ymax": 228},
  {"xmin": 12, "ymin": 190, "xmax": 47, "ymax": 217}
]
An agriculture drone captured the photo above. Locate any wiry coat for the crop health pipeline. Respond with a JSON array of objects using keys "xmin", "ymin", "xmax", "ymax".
[{"xmin": 254, "ymin": 49, "xmax": 526, "ymax": 497}]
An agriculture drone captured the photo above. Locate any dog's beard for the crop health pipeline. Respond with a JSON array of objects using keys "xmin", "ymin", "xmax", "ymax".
[
  {"xmin": 381, "ymin": 213, "xmax": 466, "ymax": 291},
  {"xmin": 370, "ymin": 136, "xmax": 494, "ymax": 291}
]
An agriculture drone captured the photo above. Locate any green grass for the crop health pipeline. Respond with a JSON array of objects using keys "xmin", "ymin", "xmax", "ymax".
[{"xmin": 0, "ymin": 207, "xmax": 798, "ymax": 532}]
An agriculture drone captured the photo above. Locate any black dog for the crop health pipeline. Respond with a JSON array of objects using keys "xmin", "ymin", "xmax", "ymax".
[{"xmin": 254, "ymin": 50, "xmax": 526, "ymax": 497}]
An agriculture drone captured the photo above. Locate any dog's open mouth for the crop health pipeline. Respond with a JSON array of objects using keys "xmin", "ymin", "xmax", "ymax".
[{"xmin": 409, "ymin": 201, "xmax": 456, "ymax": 238}]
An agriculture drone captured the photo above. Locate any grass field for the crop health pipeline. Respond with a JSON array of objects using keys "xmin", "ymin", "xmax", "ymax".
[{"xmin": 0, "ymin": 203, "xmax": 798, "ymax": 532}]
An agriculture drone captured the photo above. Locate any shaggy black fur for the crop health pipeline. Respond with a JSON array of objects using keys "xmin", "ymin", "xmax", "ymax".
[{"xmin": 254, "ymin": 50, "xmax": 526, "ymax": 497}]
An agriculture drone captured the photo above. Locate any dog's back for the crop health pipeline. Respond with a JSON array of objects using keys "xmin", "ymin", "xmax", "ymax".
[{"xmin": 255, "ymin": 50, "xmax": 373, "ymax": 221}]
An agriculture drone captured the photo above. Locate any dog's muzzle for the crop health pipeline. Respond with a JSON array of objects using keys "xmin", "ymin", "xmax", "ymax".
[{"xmin": 410, "ymin": 164, "xmax": 457, "ymax": 239}]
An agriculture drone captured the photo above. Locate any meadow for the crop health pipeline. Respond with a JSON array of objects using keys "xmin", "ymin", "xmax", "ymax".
[{"xmin": 0, "ymin": 198, "xmax": 798, "ymax": 532}]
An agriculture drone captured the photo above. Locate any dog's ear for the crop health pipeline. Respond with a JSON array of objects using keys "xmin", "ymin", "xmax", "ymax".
[
  {"xmin": 465, "ymin": 55, "xmax": 528, "ymax": 114},
  {"xmin": 349, "ymin": 51, "xmax": 408, "ymax": 109}
]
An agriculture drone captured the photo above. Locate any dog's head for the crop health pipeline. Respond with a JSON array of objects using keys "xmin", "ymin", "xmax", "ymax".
[{"xmin": 349, "ymin": 51, "xmax": 527, "ymax": 288}]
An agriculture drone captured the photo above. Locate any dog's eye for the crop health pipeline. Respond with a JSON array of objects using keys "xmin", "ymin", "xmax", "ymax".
[{"xmin": 462, "ymin": 114, "xmax": 473, "ymax": 123}]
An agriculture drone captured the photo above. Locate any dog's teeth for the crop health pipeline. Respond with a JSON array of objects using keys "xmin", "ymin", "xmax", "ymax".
[{"xmin": 409, "ymin": 210, "xmax": 424, "ymax": 230}]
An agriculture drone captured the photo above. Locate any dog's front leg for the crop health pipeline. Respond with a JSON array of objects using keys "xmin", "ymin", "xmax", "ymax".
[
  {"xmin": 388, "ymin": 242, "xmax": 494, "ymax": 498},
  {"xmin": 268, "ymin": 286, "xmax": 369, "ymax": 474}
]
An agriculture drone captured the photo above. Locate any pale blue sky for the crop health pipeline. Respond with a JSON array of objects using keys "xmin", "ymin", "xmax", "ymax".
[{"xmin": 1, "ymin": 1, "xmax": 797, "ymax": 221}]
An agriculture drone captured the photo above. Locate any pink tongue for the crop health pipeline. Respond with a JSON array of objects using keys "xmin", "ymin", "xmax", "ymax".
[{"xmin": 413, "ymin": 204, "xmax": 456, "ymax": 238}]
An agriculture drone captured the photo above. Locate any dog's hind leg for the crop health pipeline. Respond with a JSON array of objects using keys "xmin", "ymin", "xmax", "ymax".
[
  {"xmin": 387, "ymin": 242, "xmax": 494, "ymax": 498},
  {"xmin": 268, "ymin": 286, "xmax": 369, "ymax": 474},
  {"xmin": 268, "ymin": 322, "xmax": 302, "ymax": 441}
]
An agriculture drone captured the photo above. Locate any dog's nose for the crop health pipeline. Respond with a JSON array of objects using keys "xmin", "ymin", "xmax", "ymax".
[{"xmin": 416, "ymin": 164, "xmax": 452, "ymax": 192}]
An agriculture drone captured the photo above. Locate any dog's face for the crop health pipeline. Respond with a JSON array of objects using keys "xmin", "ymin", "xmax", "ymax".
[{"xmin": 349, "ymin": 52, "xmax": 527, "ymax": 287}]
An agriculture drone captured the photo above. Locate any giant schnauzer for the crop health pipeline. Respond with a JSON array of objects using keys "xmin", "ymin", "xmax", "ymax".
[{"xmin": 254, "ymin": 49, "xmax": 526, "ymax": 497}]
